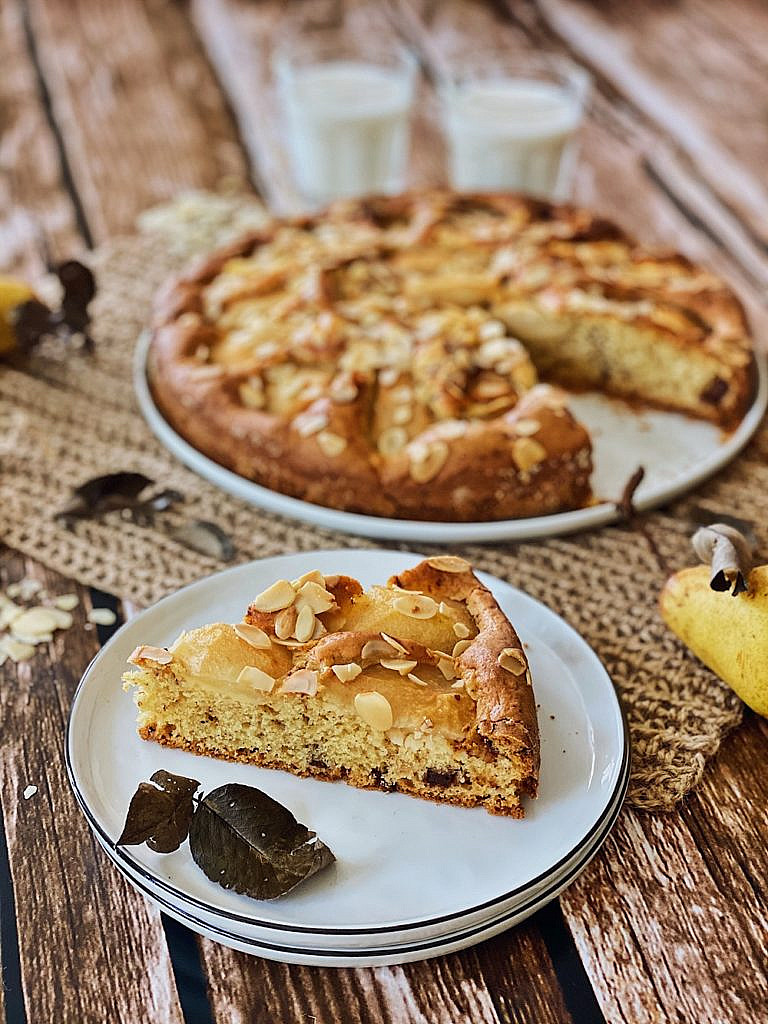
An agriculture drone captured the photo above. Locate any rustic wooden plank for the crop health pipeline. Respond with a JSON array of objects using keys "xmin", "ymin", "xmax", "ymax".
[
  {"xmin": 532, "ymin": 0, "xmax": 768, "ymax": 245},
  {"xmin": 561, "ymin": 712, "xmax": 768, "ymax": 1024},
  {"xmin": 0, "ymin": 0, "xmax": 84, "ymax": 275},
  {"xmin": 22, "ymin": 0, "xmax": 251, "ymax": 241},
  {"xmin": 198, "ymin": 918, "xmax": 576, "ymax": 1024},
  {"xmin": 189, "ymin": 0, "xmax": 446, "ymax": 215},
  {"xmin": 0, "ymin": 551, "xmax": 184, "ymax": 1024}
]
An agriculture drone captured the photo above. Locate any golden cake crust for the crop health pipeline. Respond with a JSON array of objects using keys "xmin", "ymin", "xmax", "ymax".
[{"xmin": 148, "ymin": 190, "xmax": 755, "ymax": 522}]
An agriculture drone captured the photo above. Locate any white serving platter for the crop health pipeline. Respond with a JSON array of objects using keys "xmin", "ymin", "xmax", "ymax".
[
  {"xmin": 67, "ymin": 549, "xmax": 628, "ymax": 960},
  {"xmin": 134, "ymin": 330, "xmax": 766, "ymax": 543}
]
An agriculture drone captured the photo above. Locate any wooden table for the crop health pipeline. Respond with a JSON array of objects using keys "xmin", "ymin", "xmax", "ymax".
[{"xmin": 2, "ymin": 2, "xmax": 767, "ymax": 1021}]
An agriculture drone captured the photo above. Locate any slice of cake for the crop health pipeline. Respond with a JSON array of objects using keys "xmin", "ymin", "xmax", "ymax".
[{"xmin": 123, "ymin": 557, "xmax": 539, "ymax": 817}]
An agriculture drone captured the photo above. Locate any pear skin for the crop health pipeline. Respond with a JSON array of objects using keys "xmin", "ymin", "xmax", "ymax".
[{"xmin": 660, "ymin": 564, "xmax": 768, "ymax": 717}]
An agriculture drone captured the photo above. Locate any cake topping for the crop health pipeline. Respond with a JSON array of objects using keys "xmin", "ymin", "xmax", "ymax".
[
  {"xmin": 380, "ymin": 632, "xmax": 408, "ymax": 653},
  {"xmin": 512, "ymin": 436, "xmax": 547, "ymax": 472},
  {"xmin": 128, "ymin": 644, "xmax": 172, "ymax": 665},
  {"xmin": 498, "ymin": 648, "xmax": 527, "ymax": 675},
  {"xmin": 294, "ymin": 605, "xmax": 316, "ymax": 643},
  {"xmin": 426, "ymin": 555, "xmax": 471, "ymax": 573},
  {"xmin": 316, "ymin": 430, "xmax": 347, "ymax": 457},
  {"xmin": 274, "ymin": 606, "xmax": 297, "ymax": 639},
  {"xmin": 354, "ymin": 691, "xmax": 394, "ymax": 731},
  {"xmin": 393, "ymin": 594, "xmax": 438, "ymax": 619},
  {"xmin": 281, "ymin": 669, "xmax": 319, "ymax": 696},
  {"xmin": 236, "ymin": 665, "xmax": 276, "ymax": 692},
  {"xmin": 331, "ymin": 662, "xmax": 363, "ymax": 682},
  {"xmin": 407, "ymin": 672, "xmax": 428, "ymax": 687},
  {"xmin": 452, "ymin": 638, "xmax": 472, "ymax": 657},
  {"xmin": 380, "ymin": 658, "xmax": 418, "ymax": 675},
  {"xmin": 252, "ymin": 579, "xmax": 296, "ymax": 613},
  {"xmin": 234, "ymin": 623, "xmax": 272, "ymax": 649},
  {"xmin": 453, "ymin": 621, "xmax": 471, "ymax": 638},
  {"xmin": 408, "ymin": 441, "xmax": 449, "ymax": 483}
]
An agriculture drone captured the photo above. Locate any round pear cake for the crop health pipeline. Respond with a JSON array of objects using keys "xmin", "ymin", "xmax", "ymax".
[{"xmin": 148, "ymin": 190, "xmax": 755, "ymax": 522}]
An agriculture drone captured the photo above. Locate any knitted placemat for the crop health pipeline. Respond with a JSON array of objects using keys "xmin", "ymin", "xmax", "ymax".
[{"xmin": 2, "ymin": 192, "xmax": 764, "ymax": 812}]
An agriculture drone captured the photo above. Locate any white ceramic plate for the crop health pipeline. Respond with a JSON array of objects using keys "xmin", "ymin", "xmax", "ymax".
[
  {"xmin": 134, "ymin": 331, "xmax": 766, "ymax": 542},
  {"xmin": 67, "ymin": 550, "xmax": 628, "ymax": 949},
  {"xmin": 87, "ymin": 749, "xmax": 627, "ymax": 956}
]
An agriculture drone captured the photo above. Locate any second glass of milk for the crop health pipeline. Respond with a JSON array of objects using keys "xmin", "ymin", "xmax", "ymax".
[
  {"xmin": 275, "ymin": 33, "xmax": 417, "ymax": 207},
  {"xmin": 439, "ymin": 55, "xmax": 590, "ymax": 199}
]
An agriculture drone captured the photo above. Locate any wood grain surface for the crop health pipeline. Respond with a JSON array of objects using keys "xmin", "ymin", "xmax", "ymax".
[{"xmin": 2, "ymin": 1, "xmax": 768, "ymax": 1022}]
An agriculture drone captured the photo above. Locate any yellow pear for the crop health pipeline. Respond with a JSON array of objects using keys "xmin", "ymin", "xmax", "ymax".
[
  {"xmin": 0, "ymin": 275, "xmax": 34, "ymax": 354},
  {"xmin": 660, "ymin": 564, "xmax": 768, "ymax": 717}
]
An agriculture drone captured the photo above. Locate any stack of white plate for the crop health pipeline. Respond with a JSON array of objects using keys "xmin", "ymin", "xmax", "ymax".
[{"xmin": 67, "ymin": 551, "xmax": 629, "ymax": 967}]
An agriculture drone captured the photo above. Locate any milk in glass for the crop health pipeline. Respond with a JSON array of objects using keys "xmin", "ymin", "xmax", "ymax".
[
  {"xmin": 442, "ymin": 71, "xmax": 588, "ymax": 198},
  {"xmin": 279, "ymin": 58, "xmax": 415, "ymax": 206}
]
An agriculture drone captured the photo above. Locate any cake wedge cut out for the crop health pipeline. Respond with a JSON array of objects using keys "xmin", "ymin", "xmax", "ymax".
[{"xmin": 123, "ymin": 558, "xmax": 539, "ymax": 817}]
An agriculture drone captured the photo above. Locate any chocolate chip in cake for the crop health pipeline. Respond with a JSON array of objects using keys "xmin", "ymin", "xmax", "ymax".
[{"xmin": 424, "ymin": 768, "xmax": 458, "ymax": 788}]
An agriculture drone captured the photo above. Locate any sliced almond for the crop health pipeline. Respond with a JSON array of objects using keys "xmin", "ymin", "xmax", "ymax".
[
  {"xmin": 293, "ymin": 570, "xmax": 326, "ymax": 588},
  {"xmin": 451, "ymin": 679, "xmax": 465, "ymax": 690},
  {"xmin": 237, "ymin": 665, "xmax": 276, "ymax": 692},
  {"xmin": 392, "ymin": 405, "xmax": 412, "ymax": 426},
  {"xmin": 393, "ymin": 594, "xmax": 438, "ymax": 619},
  {"xmin": 329, "ymin": 378, "xmax": 358, "ymax": 403},
  {"xmin": 316, "ymin": 430, "xmax": 347, "ymax": 457},
  {"xmin": 54, "ymin": 594, "xmax": 79, "ymax": 612},
  {"xmin": 453, "ymin": 622, "xmax": 471, "ymax": 639},
  {"xmin": 378, "ymin": 426, "xmax": 408, "ymax": 457},
  {"xmin": 408, "ymin": 441, "xmax": 449, "ymax": 483},
  {"xmin": 380, "ymin": 632, "xmax": 408, "ymax": 654},
  {"xmin": 437, "ymin": 657, "xmax": 457, "ymax": 680},
  {"xmin": 274, "ymin": 605, "xmax": 297, "ymax": 640},
  {"xmin": 11, "ymin": 608, "xmax": 60, "ymax": 638},
  {"xmin": 297, "ymin": 580, "xmax": 336, "ymax": 613},
  {"xmin": 407, "ymin": 672, "xmax": 428, "ymax": 687},
  {"xmin": 294, "ymin": 605, "xmax": 317, "ymax": 643},
  {"xmin": 281, "ymin": 669, "xmax": 318, "ymax": 696},
  {"xmin": 234, "ymin": 623, "xmax": 271, "ymax": 649},
  {"xmin": 362, "ymin": 638, "xmax": 397, "ymax": 662},
  {"xmin": 380, "ymin": 658, "xmax": 418, "ymax": 675},
  {"xmin": 312, "ymin": 618, "xmax": 328, "ymax": 640},
  {"xmin": 513, "ymin": 418, "xmax": 541, "ymax": 437},
  {"xmin": 331, "ymin": 662, "xmax": 363, "ymax": 682},
  {"xmin": 324, "ymin": 574, "xmax": 340, "ymax": 587},
  {"xmin": 354, "ymin": 691, "xmax": 393, "ymax": 731},
  {"xmin": 452, "ymin": 639, "xmax": 472, "ymax": 658},
  {"xmin": 252, "ymin": 579, "xmax": 296, "ymax": 613},
  {"xmin": 498, "ymin": 647, "xmax": 527, "ymax": 675},
  {"xmin": 88, "ymin": 608, "xmax": 117, "ymax": 627},
  {"xmin": 128, "ymin": 645, "xmax": 172, "ymax": 665},
  {"xmin": 512, "ymin": 436, "xmax": 547, "ymax": 472},
  {"xmin": 294, "ymin": 411, "xmax": 329, "ymax": 437},
  {"xmin": 426, "ymin": 555, "xmax": 471, "ymax": 574}
]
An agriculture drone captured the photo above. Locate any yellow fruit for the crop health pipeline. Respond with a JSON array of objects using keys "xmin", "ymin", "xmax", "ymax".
[
  {"xmin": 0, "ymin": 275, "xmax": 34, "ymax": 354},
  {"xmin": 660, "ymin": 564, "xmax": 768, "ymax": 717}
]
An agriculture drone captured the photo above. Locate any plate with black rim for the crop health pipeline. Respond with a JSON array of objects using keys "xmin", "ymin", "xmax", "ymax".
[
  {"xmin": 67, "ymin": 549, "xmax": 629, "ymax": 947},
  {"xmin": 134, "ymin": 330, "xmax": 767, "ymax": 543}
]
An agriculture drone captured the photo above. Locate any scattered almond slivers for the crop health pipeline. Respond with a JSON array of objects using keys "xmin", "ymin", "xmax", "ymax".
[
  {"xmin": 274, "ymin": 605, "xmax": 297, "ymax": 640},
  {"xmin": 380, "ymin": 632, "xmax": 408, "ymax": 654},
  {"xmin": 393, "ymin": 594, "xmax": 438, "ymax": 619},
  {"xmin": 281, "ymin": 669, "xmax": 318, "ymax": 696},
  {"xmin": 407, "ymin": 672, "xmax": 428, "ymax": 687},
  {"xmin": 237, "ymin": 665, "xmax": 276, "ymax": 692},
  {"xmin": 234, "ymin": 622, "xmax": 271, "ymax": 649},
  {"xmin": 498, "ymin": 647, "xmax": 527, "ymax": 675},
  {"xmin": 331, "ymin": 662, "xmax": 362, "ymax": 682},
  {"xmin": 426, "ymin": 555, "xmax": 471, "ymax": 574},
  {"xmin": 252, "ymin": 579, "xmax": 296, "ymax": 612},
  {"xmin": 354, "ymin": 691, "xmax": 393, "ymax": 731},
  {"xmin": 437, "ymin": 657, "xmax": 457, "ymax": 680},
  {"xmin": 452, "ymin": 639, "xmax": 472, "ymax": 658},
  {"xmin": 296, "ymin": 580, "xmax": 336, "ymax": 614},
  {"xmin": 453, "ymin": 622, "xmax": 471, "ymax": 639},
  {"xmin": 294, "ymin": 605, "xmax": 316, "ymax": 643},
  {"xmin": 128, "ymin": 645, "xmax": 172, "ymax": 665},
  {"xmin": 380, "ymin": 658, "xmax": 418, "ymax": 675}
]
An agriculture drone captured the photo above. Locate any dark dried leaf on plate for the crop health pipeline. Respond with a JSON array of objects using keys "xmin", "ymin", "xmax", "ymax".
[
  {"xmin": 188, "ymin": 783, "xmax": 335, "ymax": 899},
  {"xmin": 117, "ymin": 770, "xmax": 200, "ymax": 853},
  {"xmin": 57, "ymin": 259, "xmax": 96, "ymax": 324},
  {"xmin": 57, "ymin": 471, "xmax": 153, "ymax": 521},
  {"xmin": 169, "ymin": 520, "xmax": 236, "ymax": 562}
]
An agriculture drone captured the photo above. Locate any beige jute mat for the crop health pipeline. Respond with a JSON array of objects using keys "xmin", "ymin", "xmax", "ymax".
[{"xmin": 2, "ymin": 193, "xmax": 765, "ymax": 812}]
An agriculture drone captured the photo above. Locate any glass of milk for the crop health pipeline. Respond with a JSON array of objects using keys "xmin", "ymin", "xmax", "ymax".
[
  {"xmin": 274, "ymin": 30, "xmax": 417, "ymax": 207},
  {"xmin": 438, "ymin": 54, "xmax": 591, "ymax": 199}
]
